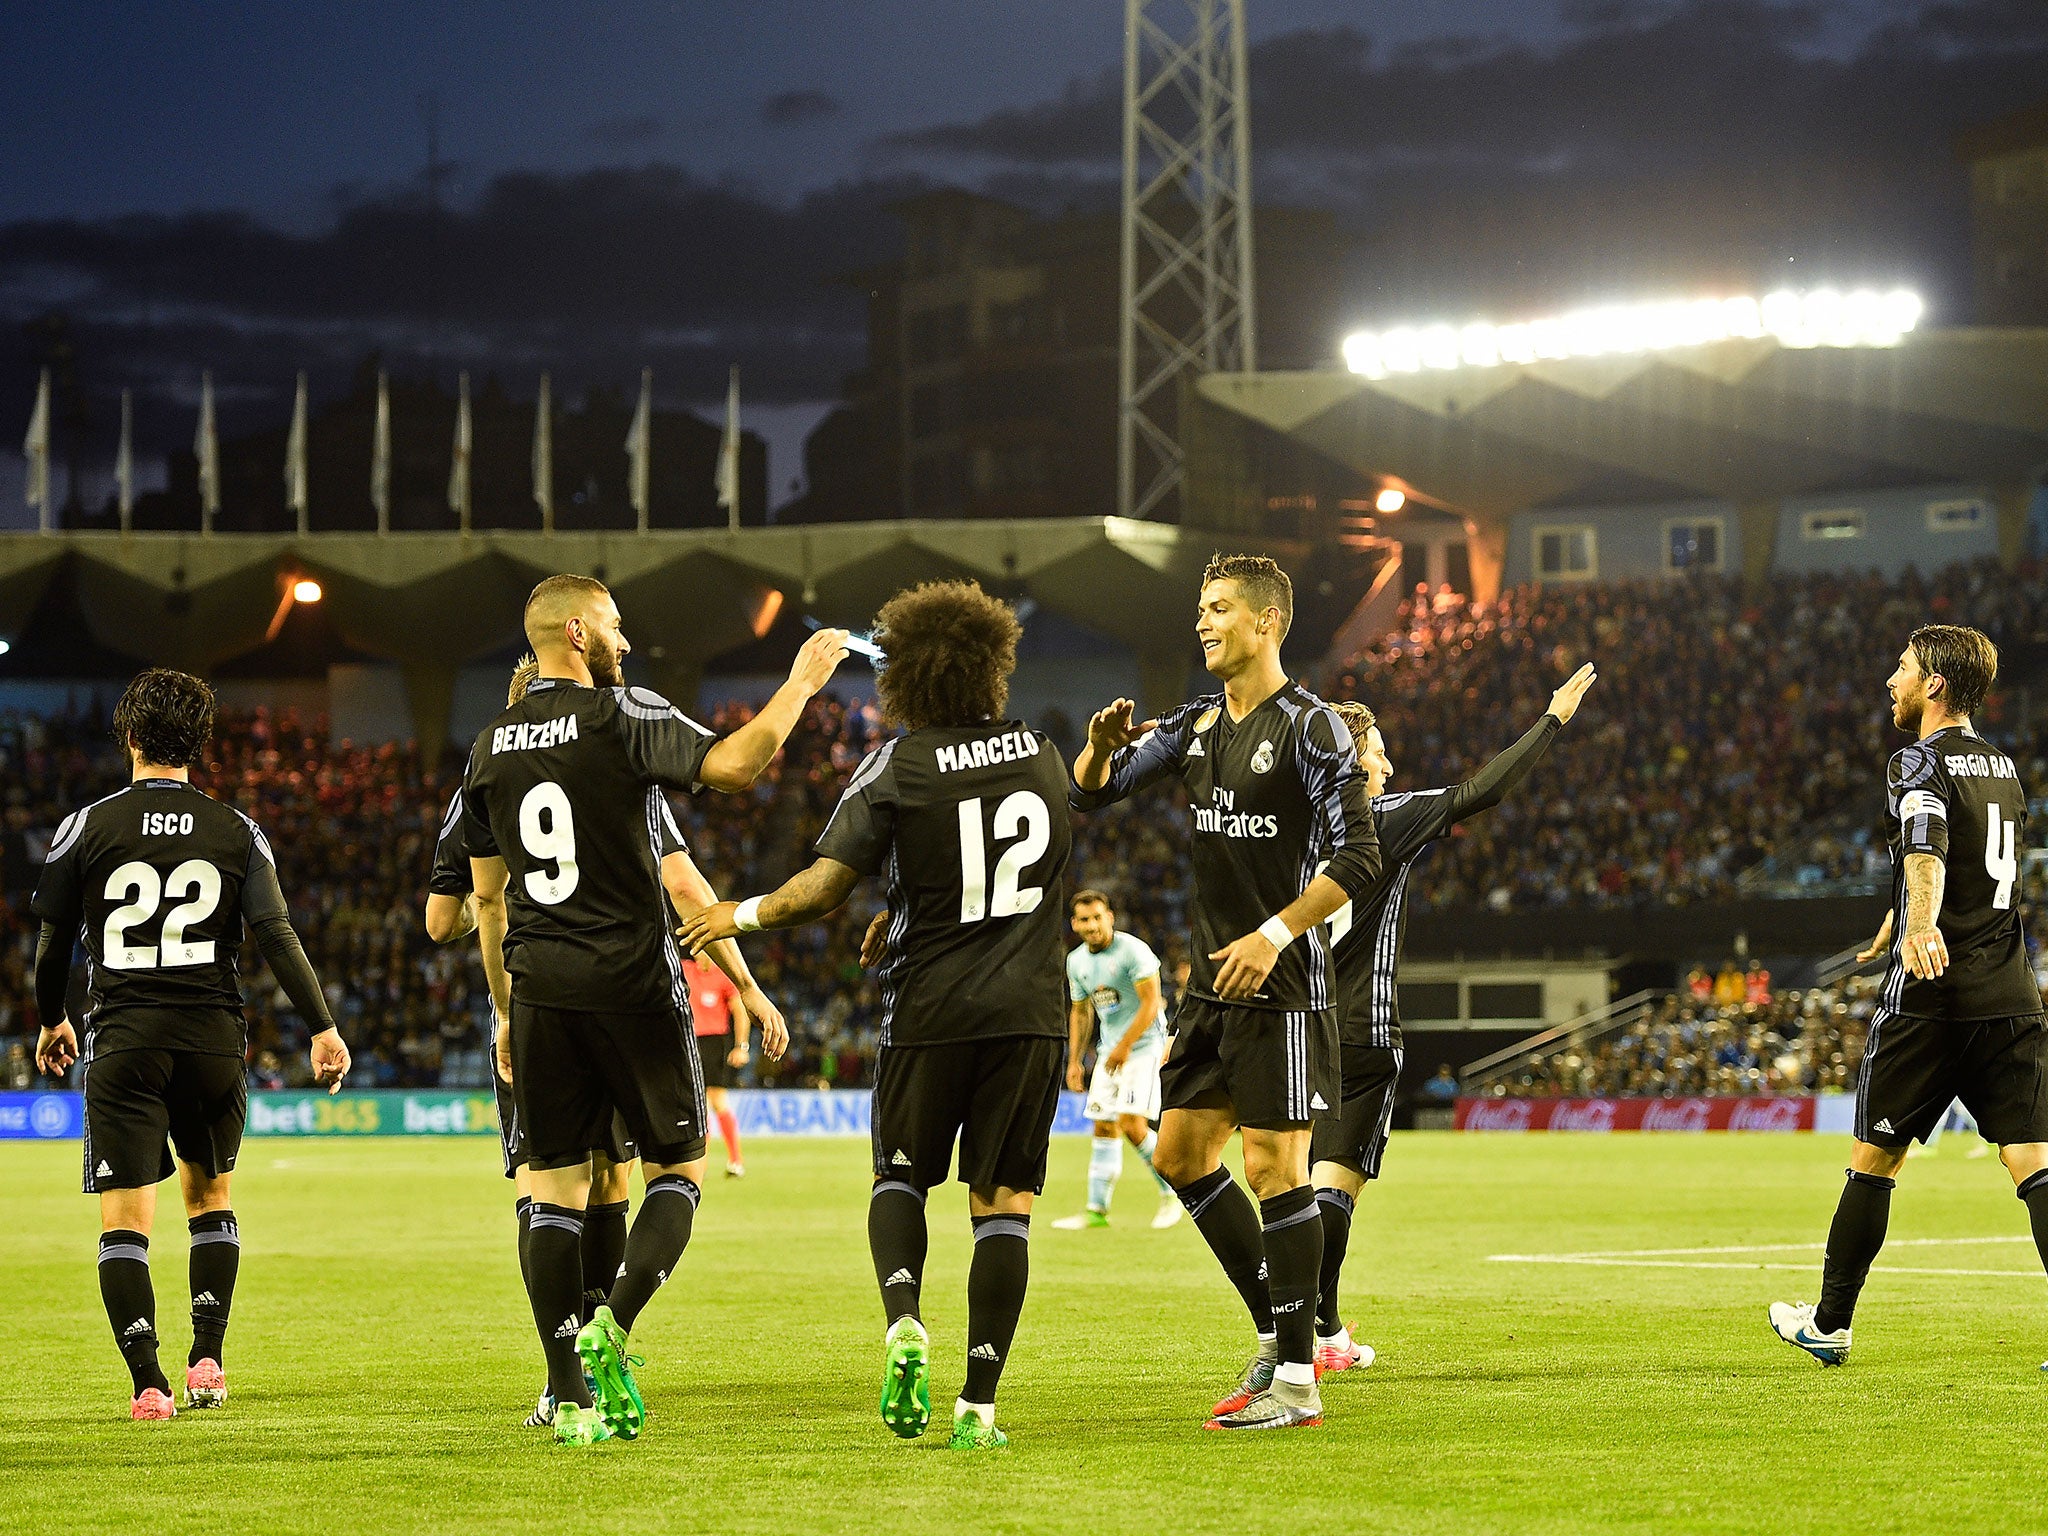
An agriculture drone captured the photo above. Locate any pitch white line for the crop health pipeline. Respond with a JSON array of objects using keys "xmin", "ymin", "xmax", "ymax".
[{"xmin": 1489, "ymin": 1234, "xmax": 2040, "ymax": 1279}]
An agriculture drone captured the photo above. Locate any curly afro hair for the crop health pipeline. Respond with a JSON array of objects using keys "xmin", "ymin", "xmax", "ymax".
[
  {"xmin": 112, "ymin": 668, "xmax": 217, "ymax": 768},
  {"xmin": 872, "ymin": 580, "xmax": 1022, "ymax": 731}
]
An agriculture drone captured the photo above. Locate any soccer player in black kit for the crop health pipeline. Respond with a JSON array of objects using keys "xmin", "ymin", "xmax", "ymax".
[
  {"xmin": 31, "ymin": 669, "xmax": 350, "ymax": 1420},
  {"xmin": 466, "ymin": 574, "xmax": 839, "ymax": 1445},
  {"xmin": 1071, "ymin": 553, "xmax": 1380, "ymax": 1430},
  {"xmin": 1310, "ymin": 665, "xmax": 1595, "ymax": 1375},
  {"xmin": 1771, "ymin": 625, "xmax": 2048, "ymax": 1366},
  {"xmin": 683, "ymin": 580, "xmax": 1070, "ymax": 1452}
]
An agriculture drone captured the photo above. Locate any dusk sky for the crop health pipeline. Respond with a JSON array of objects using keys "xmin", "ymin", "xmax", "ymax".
[{"xmin": 4, "ymin": 0, "xmax": 2044, "ymax": 522}]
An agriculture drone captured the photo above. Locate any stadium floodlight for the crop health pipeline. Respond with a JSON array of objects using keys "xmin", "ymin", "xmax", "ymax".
[
  {"xmin": 0, "ymin": 639, "xmax": 10, "ymax": 656},
  {"xmin": 292, "ymin": 578, "xmax": 324, "ymax": 603},
  {"xmin": 1375, "ymin": 487, "xmax": 1406, "ymax": 513},
  {"xmin": 1341, "ymin": 286, "xmax": 1923, "ymax": 378}
]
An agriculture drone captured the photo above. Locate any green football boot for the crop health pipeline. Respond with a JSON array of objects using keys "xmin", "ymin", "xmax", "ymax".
[
  {"xmin": 575, "ymin": 1305, "xmax": 646, "ymax": 1441},
  {"xmin": 879, "ymin": 1316, "xmax": 932, "ymax": 1439},
  {"xmin": 552, "ymin": 1402, "xmax": 613, "ymax": 1446},
  {"xmin": 947, "ymin": 1407, "xmax": 1008, "ymax": 1450}
]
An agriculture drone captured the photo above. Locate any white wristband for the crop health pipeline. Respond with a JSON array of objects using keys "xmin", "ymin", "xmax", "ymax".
[
  {"xmin": 734, "ymin": 896, "xmax": 764, "ymax": 933},
  {"xmin": 1258, "ymin": 915, "xmax": 1294, "ymax": 949}
]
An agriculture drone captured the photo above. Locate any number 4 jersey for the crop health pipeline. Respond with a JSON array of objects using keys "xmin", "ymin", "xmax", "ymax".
[
  {"xmin": 1882, "ymin": 725, "xmax": 2038, "ymax": 1020},
  {"xmin": 31, "ymin": 777, "xmax": 288, "ymax": 1057},
  {"xmin": 815, "ymin": 722, "xmax": 1072, "ymax": 1047}
]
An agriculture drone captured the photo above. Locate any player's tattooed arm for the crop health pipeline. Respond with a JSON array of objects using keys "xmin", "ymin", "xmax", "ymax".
[
  {"xmin": 1901, "ymin": 852, "xmax": 1949, "ymax": 979},
  {"xmin": 679, "ymin": 858, "xmax": 863, "ymax": 949},
  {"xmin": 699, "ymin": 629, "xmax": 849, "ymax": 792}
]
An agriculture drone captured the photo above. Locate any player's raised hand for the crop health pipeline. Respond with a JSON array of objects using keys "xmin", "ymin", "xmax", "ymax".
[
  {"xmin": 1087, "ymin": 698, "xmax": 1156, "ymax": 756},
  {"xmin": 1548, "ymin": 663, "xmax": 1597, "ymax": 725},
  {"xmin": 35, "ymin": 1021, "xmax": 77, "ymax": 1077},
  {"xmin": 741, "ymin": 984, "xmax": 788, "ymax": 1060},
  {"xmin": 310, "ymin": 1027, "xmax": 352, "ymax": 1096},
  {"xmin": 788, "ymin": 628, "xmax": 850, "ymax": 696},
  {"xmin": 1902, "ymin": 922, "xmax": 1949, "ymax": 980},
  {"xmin": 1210, "ymin": 930, "xmax": 1281, "ymax": 1001},
  {"xmin": 859, "ymin": 910, "xmax": 890, "ymax": 968},
  {"xmin": 679, "ymin": 900, "xmax": 741, "ymax": 953}
]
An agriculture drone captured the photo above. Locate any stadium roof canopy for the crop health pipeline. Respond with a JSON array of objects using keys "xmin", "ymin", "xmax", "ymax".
[{"xmin": 1194, "ymin": 329, "xmax": 2048, "ymax": 573}]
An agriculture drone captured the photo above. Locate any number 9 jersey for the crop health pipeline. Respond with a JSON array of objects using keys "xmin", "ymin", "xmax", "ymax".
[
  {"xmin": 1882, "ymin": 726, "xmax": 2039, "ymax": 1020},
  {"xmin": 816, "ymin": 722, "xmax": 1072, "ymax": 1046},
  {"xmin": 30, "ymin": 777, "xmax": 285, "ymax": 1057}
]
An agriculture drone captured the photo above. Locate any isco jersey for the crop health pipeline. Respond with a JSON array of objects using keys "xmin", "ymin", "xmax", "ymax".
[
  {"xmin": 815, "ymin": 721, "xmax": 1071, "ymax": 1048},
  {"xmin": 1067, "ymin": 931, "xmax": 1165, "ymax": 1056},
  {"xmin": 464, "ymin": 678, "xmax": 713, "ymax": 1015},
  {"xmin": 1880, "ymin": 726, "xmax": 2039, "ymax": 1021},
  {"xmin": 1070, "ymin": 681, "xmax": 1378, "ymax": 1011},
  {"xmin": 30, "ymin": 778, "xmax": 286, "ymax": 1057},
  {"xmin": 1333, "ymin": 715, "xmax": 1562, "ymax": 1049}
]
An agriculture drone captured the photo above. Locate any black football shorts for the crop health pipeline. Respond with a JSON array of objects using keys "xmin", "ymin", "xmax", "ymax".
[
  {"xmin": 870, "ymin": 1036, "xmax": 1063, "ymax": 1193},
  {"xmin": 1160, "ymin": 996, "xmax": 1339, "ymax": 1131},
  {"xmin": 695, "ymin": 1029, "xmax": 737, "ymax": 1092},
  {"xmin": 1309, "ymin": 1043, "xmax": 1404, "ymax": 1178},
  {"xmin": 1855, "ymin": 1008, "xmax": 2048, "ymax": 1147},
  {"xmin": 82, "ymin": 1047, "xmax": 245, "ymax": 1194},
  {"xmin": 512, "ymin": 1002, "xmax": 705, "ymax": 1170},
  {"xmin": 491, "ymin": 1068, "xmax": 635, "ymax": 1178}
]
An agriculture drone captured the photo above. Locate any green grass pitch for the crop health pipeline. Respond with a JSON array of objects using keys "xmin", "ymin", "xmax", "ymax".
[{"xmin": 6, "ymin": 1131, "xmax": 2048, "ymax": 1535}]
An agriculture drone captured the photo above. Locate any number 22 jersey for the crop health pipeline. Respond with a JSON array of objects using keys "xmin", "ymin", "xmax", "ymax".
[
  {"xmin": 1881, "ymin": 725, "xmax": 2038, "ymax": 1021},
  {"xmin": 815, "ymin": 722, "xmax": 1072, "ymax": 1047}
]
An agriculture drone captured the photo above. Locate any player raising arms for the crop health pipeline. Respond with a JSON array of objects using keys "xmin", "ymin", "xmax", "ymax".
[
  {"xmin": 425, "ymin": 654, "xmax": 784, "ymax": 1429},
  {"xmin": 466, "ymin": 575, "xmax": 831, "ymax": 1445},
  {"xmin": 1771, "ymin": 626, "xmax": 2048, "ymax": 1366},
  {"xmin": 1051, "ymin": 889, "xmax": 1179, "ymax": 1231},
  {"xmin": 1311, "ymin": 665, "xmax": 1594, "ymax": 1374},
  {"xmin": 32, "ymin": 669, "xmax": 350, "ymax": 1420},
  {"xmin": 1071, "ymin": 553, "xmax": 1380, "ymax": 1431},
  {"xmin": 684, "ymin": 580, "xmax": 1070, "ymax": 1452}
]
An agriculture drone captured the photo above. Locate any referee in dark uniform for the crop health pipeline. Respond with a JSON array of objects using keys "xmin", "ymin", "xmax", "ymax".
[{"xmin": 465, "ymin": 573, "xmax": 842, "ymax": 1445}]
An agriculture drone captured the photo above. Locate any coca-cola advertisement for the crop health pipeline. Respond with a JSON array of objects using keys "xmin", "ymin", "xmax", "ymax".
[{"xmin": 1453, "ymin": 1096, "xmax": 1817, "ymax": 1132}]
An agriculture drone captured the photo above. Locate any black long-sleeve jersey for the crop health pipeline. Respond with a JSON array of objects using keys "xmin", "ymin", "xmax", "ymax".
[
  {"xmin": 464, "ymin": 678, "xmax": 713, "ymax": 1015},
  {"xmin": 1332, "ymin": 715, "xmax": 1561, "ymax": 1048},
  {"xmin": 815, "ymin": 722, "xmax": 1071, "ymax": 1048},
  {"xmin": 30, "ymin": 778, "xmax": 310, "ymax": 1057},
  {"xmin": 1071, "ymin": 680, "xmax": 1379, "ymax": 1012},
  {"xmin": 1879, "ymin": 726, "xmax": 2039, "ymax": 1021}
]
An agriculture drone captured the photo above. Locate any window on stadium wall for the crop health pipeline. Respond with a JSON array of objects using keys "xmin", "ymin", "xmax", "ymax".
[
  {"xmin": 1536, "ymin": 525, "xmax": 1595, "ymax": 579},
  {"xmin": 1469, "ymin": 983, "xmax": 1543, "ymax": 1021},
  {"xmin": 1666, "ymin": 520, "xmax": 1722, "ymax": 573}
]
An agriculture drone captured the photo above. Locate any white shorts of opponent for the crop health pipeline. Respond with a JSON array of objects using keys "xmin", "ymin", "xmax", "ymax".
[{"xmin": 1084, "ymin": 1047, "xmax": 1164, "ymax": 1123}]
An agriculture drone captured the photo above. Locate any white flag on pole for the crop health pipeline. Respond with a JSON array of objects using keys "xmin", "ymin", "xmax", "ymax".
[
  {"xmin": 196, "ymin": 371, "xmax": 220, "ymax": 533},
  {"xmin": 449, "ymin": 371, "xmax": 473, "ymax": 531},
  {"xmin": 371, "ymin": 370, "xmax": 391, "ymax": 533},
  {"xmin": 116, "ymin": 388, "xmax": 134, "ymax": 531},
  {"xmin": 533, "ymin": 371, "xmax": 554, "ymax": 532},
  {"xmin": 715, "ymin": 364, "xmax": 740, "ymax": 530},
  {"xmin": 286, "ymin": 372, "xmax": 308, "ymax": 533},
  {"xmin": 24, "ymin": 368, "xmax": 50, "ymax": 532},
  {"xmin": 626, "ymin": 367, "xmax": 652, "ymax": 532}
]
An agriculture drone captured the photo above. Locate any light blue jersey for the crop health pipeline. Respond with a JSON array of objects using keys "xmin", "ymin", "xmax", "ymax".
[{"xmin": 1067, "ymin": 931, "xmax": 1164, "ymax": 1056}]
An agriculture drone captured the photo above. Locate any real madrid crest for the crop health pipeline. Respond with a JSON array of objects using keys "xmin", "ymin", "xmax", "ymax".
[{"xmin": 1251, "ymin": 739, "xmax": 1275, "ymax": 774}]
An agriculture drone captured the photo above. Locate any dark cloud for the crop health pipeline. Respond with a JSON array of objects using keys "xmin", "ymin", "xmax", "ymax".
[
  {"xmin": 762, "ymin": 90, "xmax": 841, "ymax": 127},
  {"xmin": 590, "ymin": 113, "xmax": 666, "ymax": 148}
]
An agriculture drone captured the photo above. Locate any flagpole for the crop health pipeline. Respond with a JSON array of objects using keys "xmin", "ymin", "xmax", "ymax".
[
  {"xmin": 372, "ymin": 370, "xmax": 391, "ymax": 535},
  {"xmin": 25, "ymin": 368, "xmax": 51, "ymax": 535},
  {"xmin": 533, "ymin": 372, "xmax": 554, "ymax": 535},
  {"xmin": 628, "ymin": 367, "xmax": 652, "ymax": 535},
  {"xmin": 116, "ymin": 388, "xmax": 134, "ymax": 535},
  {"xmin": 196, "ymin": 371, "xmax": 218, "ymax": 537},
  {"xmin": 717, "ymin": 364, "xmax": 740, "ymax": 533},
  {"xmin": 450, "ymin": 370, "xmax": 473, "ymax": 536},
  {"xmin": 287, "ymin": 371, "xmax": 309, "ymax": 536}
]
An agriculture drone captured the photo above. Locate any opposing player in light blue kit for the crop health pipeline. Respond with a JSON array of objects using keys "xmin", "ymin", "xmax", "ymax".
[{"xmin": 1053, "ymin": 890, "xmax": 1180, "ymax": 1231}]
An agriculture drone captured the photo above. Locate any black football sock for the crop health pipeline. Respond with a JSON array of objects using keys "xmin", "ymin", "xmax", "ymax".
[
  {"xmin": 868, "ymin": 1180, "xmax": 929, "ymax": 1326},
  {"xmin": 2017, "ymin": 1169, "xmax": 2048, "ymax": 1278},
  {"xmin": 187, "ymin": 1210, "xmax": 240, "ymax": 1368},
  {"xmin": 525, "ymin": 1204, "xmax": 592, "ymax": 1407},
  {"xmin": 608, "ymin": 1175, "xmax": 700, "ymax": 1333},
  {"xmin": 98, "ymin": 1230, "xmax": 170, "ymax": 1397},
  {"xmin": 514, "ymin": 1196, "xmax": 534, "ymax": 1296},
  {"xmin": 963, "ymin": 1214, "xmax": 1031, "ymax": 1405},
  {"xmin": 1261, "ymin": 1187, "xmax": 1324, "ymax": 1372},
  {"xmin": 1174, "ymin": 1168, "xmax": 1273, "ymax": 1336},
  {"xmin": 1814, "ymin": 1170, "xmax": 1894, "ymax": 1334},
  {"xmin": 1313, "ymin": 1187, "xmax": 1355, "ymax": 1338},
  {"xmin": 582, "ymin": 1199, "xmax": 630, "ymax": 1313}
]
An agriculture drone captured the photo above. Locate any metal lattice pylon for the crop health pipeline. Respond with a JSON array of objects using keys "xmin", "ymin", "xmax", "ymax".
[{"xmin": 1118, "ymin": 0, "xmax": 1256, "ymax": 521}]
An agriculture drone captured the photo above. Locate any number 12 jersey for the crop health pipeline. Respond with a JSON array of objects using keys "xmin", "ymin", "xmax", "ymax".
[{"xmin": 816, "ymin": 722, "xmax": 1072, "ymax": 1047}]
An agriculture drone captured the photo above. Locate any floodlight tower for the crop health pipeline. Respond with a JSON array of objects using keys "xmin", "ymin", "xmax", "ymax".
[{"xmin": 1118, "ymin": 0, "xmax": 1256, "ymax": 521}]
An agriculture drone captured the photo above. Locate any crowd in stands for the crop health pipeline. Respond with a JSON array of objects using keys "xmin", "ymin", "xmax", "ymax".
[{"xmin": 4, "ymin": 555, "xmax": 2048, "ymax": 1095}]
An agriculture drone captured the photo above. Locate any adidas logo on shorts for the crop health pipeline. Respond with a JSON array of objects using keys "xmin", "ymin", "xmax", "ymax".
[
  {"xmin": 1874, "ymin": 1118, "xmax": 1895, "ymax": 1134},
  {"xmin": 193, "ymin": 1291, "xmax": 219, "ymax": 1307},
  {"xmin": 884, "ymin": 1268, "xmax": 916, "ymax": 1286},
  {"xmin": 1310, "ymin": 1093, "xmax": 1329, "ymax": 1111},
  {"xmin": 96, "ymin": 1161, "xmax": 113, "ymax": 1178},
  {"xmin": 969, "ymin": 1344, "xmax": 999, "ymax": 1361}
]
